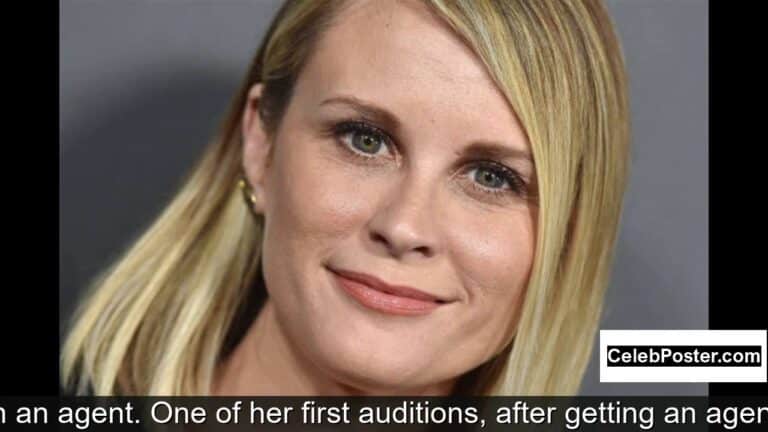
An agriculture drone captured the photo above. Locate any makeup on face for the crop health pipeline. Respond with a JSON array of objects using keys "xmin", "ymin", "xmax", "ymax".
[
  {"xmin": 241, "ymin": 0, "xmax": 537, "ymax": 395},
  {"xmin": 327, "ymin": 265, "xmax": 456, "ymax": 316}
]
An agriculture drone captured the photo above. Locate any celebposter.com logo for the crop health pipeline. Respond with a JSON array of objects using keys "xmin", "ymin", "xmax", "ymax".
[{"xmin": 600, "ymin": 330, "xmax": 767, "ymax": 382}]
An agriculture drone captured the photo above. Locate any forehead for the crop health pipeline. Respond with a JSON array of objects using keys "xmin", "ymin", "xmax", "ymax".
[{"xmin": 294, "ymin": 0, "xmax": 527, "ymax": 150}]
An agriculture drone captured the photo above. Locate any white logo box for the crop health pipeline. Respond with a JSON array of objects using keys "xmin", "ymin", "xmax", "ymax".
[{"xmin": 599, "ymin": 330, "xmax": 767, "ymax": 383}]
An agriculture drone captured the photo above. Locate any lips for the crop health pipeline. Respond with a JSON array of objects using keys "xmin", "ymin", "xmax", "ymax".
[{"xmin": 328, "ymin": 267, "xmax": 448, "ymax": 316}]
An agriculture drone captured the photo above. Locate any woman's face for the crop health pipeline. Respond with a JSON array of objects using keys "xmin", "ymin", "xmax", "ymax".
[{"xmin": 243, "ymin": 0, "xmax": 536, "ymax": 394}]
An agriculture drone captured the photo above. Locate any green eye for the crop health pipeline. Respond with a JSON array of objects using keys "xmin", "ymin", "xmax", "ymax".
[
  {"xmin": 472, "ymin": 166, "xmax": 508, "ymax": 189},
  {"xmin": 351, "ymin": 131, "xmax": 385, "ymax": 154},
  {"xmin": 334, "ymin": 121, "xmax": 390, "ymax": 158}
]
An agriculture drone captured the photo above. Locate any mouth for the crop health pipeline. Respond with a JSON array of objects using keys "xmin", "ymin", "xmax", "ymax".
[{"xmin": 327, "ymin": 266, "xmax": 450, "ymax": 316}]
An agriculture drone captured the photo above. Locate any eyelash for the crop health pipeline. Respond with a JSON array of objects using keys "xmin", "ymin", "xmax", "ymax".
[
  {"xmin": 330, "ymin": 120, "xmax": 528, "ymax": 200},
  {"xmin": 465, "ymin": 160, "xmax": 527, "ymax": 198},
  {"xmin": 332, "ymin": 120, "xmax": 393, "ymax": 160}
]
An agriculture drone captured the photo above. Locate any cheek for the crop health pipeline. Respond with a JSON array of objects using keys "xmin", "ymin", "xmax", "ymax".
[
  {"xmin": 261, "ymin": 133, "xmax": 372, "ymax": 254},
  {"xmin": 450, "ymin": 201, "xmax": 536, "ymax": 291},
  {"xmin": 447, "ymin": 206, "xmax": 536, "ymax": 348}
]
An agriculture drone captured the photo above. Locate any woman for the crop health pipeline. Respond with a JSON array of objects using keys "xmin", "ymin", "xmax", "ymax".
[{"xmin": 62, "ymin": 0, "xmax": 629, "ymax": 396}]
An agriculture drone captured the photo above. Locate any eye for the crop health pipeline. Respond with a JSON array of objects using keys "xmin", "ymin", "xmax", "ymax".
[
  {"xmin": 335, "ymin": 121, "xmax": 390, "ymax": 158},
  {"xmin": 471, "ymin": 165, "xmax": 508, "ymax": 189},
  {"xmin": 464, "ymin": 161, "xmax": 526, "ymax": 197}
]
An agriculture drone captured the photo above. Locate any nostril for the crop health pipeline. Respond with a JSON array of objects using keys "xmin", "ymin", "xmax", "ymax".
[
  {"xmin": 368, "ymin": 222, "xmax": 436, "ymax": 259},
  {"xmin": 414, "ymin": 245, "xmax": 432, "ymax": 257},
  {"xmin": 371, "ymin": 232, "xmax": 386, "ymax": 243}
]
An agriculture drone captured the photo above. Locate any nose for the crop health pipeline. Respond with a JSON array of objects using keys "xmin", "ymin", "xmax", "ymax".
[{"xmin": 365, "ymin": 175, "xmax": 442, "ymax": 261}]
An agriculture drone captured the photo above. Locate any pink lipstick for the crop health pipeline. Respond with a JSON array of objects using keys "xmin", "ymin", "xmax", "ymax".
[{"xmin": 329, "ymin": 268, "xmax": 445, "ymax": 316}]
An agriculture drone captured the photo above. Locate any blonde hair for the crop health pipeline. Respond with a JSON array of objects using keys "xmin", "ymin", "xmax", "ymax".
[{"xmin": 62, "ymin": 0, "xmax": 629, "ymax": 396}]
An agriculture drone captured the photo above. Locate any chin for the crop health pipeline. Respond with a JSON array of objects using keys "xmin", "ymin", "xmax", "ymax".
[
  {"xmin": 269, "ymin": 262, "xmax": 469, "ymax": 394},
  {"xmin": 299, "ymin": 307, "xmax": 459, "ymax": 394},
  {"xmin": 313, "ymin": 336, "xmax": 446, "ymax": 394}
]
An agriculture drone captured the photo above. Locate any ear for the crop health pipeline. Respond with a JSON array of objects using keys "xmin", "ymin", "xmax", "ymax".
[{"xmin": 241, "ymin": 83, "xmax": 271, "ymax": 213}]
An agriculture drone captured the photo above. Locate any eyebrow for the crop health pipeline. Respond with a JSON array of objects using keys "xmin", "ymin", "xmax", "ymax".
[
  {"xmin": 320, "ymin": 96, "xmax": 401, "ymax": 131},
  {"xmin": 319, "ymin": 95, "xmax": 532, "ymax": 164},
  {"xmin": 459, "ymin": 141, "xmax": 533, "ymax": 164}
]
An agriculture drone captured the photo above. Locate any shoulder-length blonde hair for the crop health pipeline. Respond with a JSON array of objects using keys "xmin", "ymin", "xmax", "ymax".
[{"xmin": 62, "ymin": 0, "xmax": 629, "ymax": 396}]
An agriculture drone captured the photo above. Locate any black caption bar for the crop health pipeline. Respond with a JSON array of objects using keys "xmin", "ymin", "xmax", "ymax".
[
  {"xmin": 606, "ymin": 346, "xmax": 762, "ymax": 367},
  {"xmin": 2, "ymin": 397, "xmax": 768, "ymax": 431}
]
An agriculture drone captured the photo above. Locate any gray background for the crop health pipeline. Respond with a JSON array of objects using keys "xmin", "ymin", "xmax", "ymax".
[{"xmin": 60, "ymin": 0, "xmax": 708, "ymax": 395}]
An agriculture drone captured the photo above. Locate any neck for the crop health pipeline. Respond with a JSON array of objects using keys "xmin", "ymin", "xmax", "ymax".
[{"xmin": 212, "ymin": 299, "xmax": 455, "ymax": 396}]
